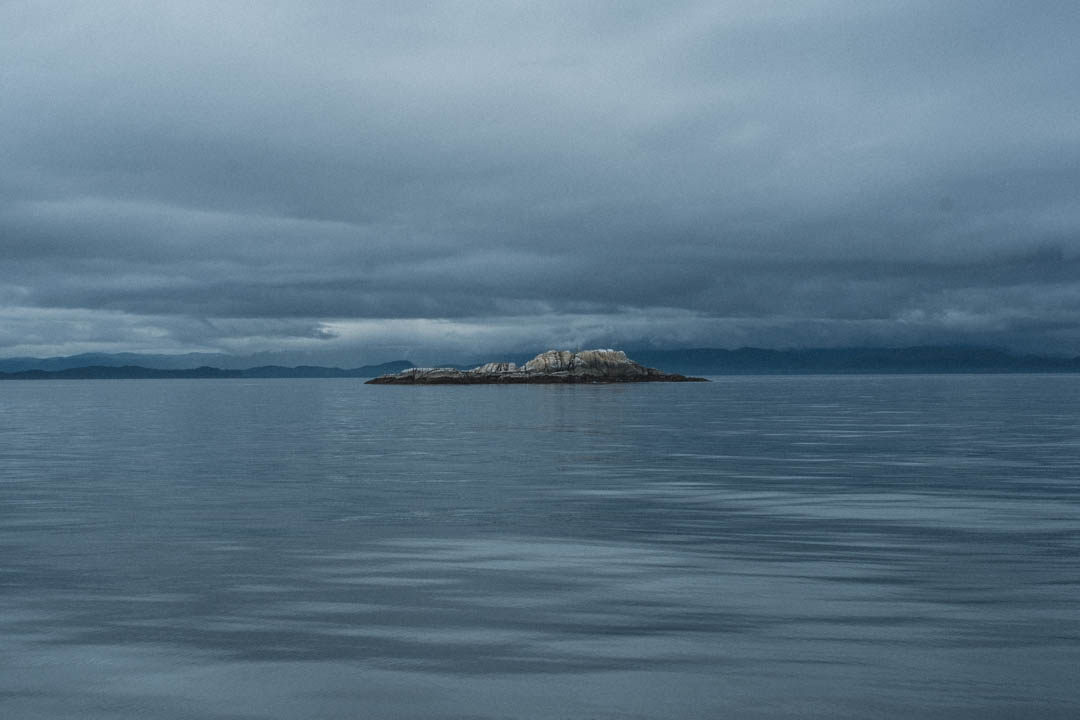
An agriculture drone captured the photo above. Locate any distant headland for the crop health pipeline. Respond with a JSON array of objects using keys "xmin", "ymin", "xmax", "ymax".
[{"xmin": 365, "ymin": 349, "xmax": 708, "ymax": 384}]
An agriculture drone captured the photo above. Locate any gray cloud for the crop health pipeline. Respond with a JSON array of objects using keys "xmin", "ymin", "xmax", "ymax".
[{"xmin": 1, "ymin": 1, "xmax": 1079, "ymax": 361}]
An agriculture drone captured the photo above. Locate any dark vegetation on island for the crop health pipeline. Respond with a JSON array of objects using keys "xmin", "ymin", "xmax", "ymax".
[{"xmin": 1, "ymin": 346, "xmax": 1079, "ymax": 380}]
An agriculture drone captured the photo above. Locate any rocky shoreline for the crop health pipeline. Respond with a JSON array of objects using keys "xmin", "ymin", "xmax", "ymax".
[{"xmin": 365, "ymin": 349, "xmax": 709, "ymax": 385}]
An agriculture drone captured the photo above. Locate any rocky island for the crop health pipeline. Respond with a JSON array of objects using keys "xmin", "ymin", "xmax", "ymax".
[{"xmin": 365, "ymin": 349, "xmax": 709, "ymax": 384}]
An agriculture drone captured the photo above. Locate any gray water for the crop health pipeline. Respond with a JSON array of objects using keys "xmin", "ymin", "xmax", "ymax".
[{"xmin": 1, "ymin": 376, "xmax": 1078, "ymax": 719}]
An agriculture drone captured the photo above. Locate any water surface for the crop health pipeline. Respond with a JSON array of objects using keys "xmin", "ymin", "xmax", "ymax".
[{"xmin": 2, "ymin": 376, "xmax": 1078, "ymax": 718}]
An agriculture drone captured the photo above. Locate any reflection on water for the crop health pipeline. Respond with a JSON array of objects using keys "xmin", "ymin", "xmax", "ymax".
[{"xmin": 1, "ymin": 376, "xmax": 1079, "ymax": 718}]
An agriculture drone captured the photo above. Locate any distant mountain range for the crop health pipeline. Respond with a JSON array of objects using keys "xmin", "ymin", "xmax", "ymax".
[
  {"xmin": 0, "ymin": 352, "xmax": 327, "ymax": 372},
  {"xmin": 623, "ymin": 346, "xmax": 1080, "ymax": 375},
  {"xmin": 1, "ymin": 346, "xmax": 1079, "ymax": 379},
  {"xmin": 0, "ymin": 361, "xmax": 413, "ymax": 380}
]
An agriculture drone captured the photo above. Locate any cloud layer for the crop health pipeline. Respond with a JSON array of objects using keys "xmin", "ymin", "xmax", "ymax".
[{"xmin": 2, "ymin": 1, "xmax": 1079, "ymax": 362}]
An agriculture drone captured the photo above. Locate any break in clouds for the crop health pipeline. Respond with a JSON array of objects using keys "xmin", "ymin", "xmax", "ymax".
[{"xmin": 2, "ymin": 1, "xmax": 1079, "ymax": 363}]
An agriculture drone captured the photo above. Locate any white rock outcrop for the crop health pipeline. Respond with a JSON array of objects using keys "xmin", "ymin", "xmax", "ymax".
[
  {"xmin": 523, "ymin": 349, "xmax": 642, "ymax": 378},
  {"xmin": 366, "ymin": 349, "xmax": 706, "ymax": 384},
  {"xmin": 471, "ymin": 361, "xmax": 519, "ymax": 373}
]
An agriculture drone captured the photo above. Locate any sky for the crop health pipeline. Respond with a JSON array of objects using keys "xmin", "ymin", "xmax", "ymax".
[{"xmin": 2, "ymin": 1, "xmax": 1079, "ymax": 365}]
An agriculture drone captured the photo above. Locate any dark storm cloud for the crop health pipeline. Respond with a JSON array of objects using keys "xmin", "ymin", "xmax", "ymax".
[{"xmin": 1, "ymin": 1, "xmax": 1079, "ymax": 358}]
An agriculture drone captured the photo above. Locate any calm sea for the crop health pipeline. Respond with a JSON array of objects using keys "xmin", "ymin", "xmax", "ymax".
[{"xmin": 1, "ymin": 376, "xmax": 1078, "ymax": 719}]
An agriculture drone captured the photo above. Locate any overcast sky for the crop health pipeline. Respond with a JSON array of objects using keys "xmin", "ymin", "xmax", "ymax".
[{"xmin": 2, "ymin": 1, "xmax": 1079, "ymax": 363}]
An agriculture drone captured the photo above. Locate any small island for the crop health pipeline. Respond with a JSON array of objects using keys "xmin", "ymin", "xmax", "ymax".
[{"xmin": 365, "ymin": 349, "xmax": 709, "ymax": 384}]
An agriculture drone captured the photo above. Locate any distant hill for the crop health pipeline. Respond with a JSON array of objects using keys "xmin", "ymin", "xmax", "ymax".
[
  {"xmin": 0, "ymin": 352, "xmax": 236, "ymax": 373},
  {"xmin": 0, "ymin": 352, "xmax": 415, "ymax": 373},
  {"xmin": 622, "ymin": 346, "xmax": 1080, "ymax": 375},
  {"xmin": 0, "ymin": 361, "xmax": 413, "ymax": 380}
]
